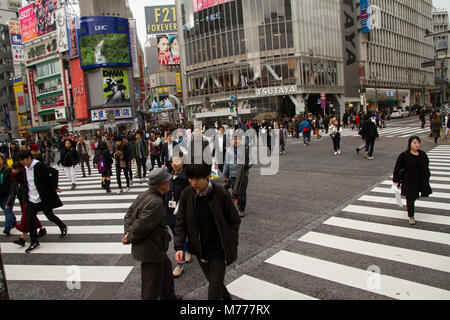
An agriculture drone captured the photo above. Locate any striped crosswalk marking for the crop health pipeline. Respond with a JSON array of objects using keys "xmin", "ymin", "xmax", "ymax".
[
  {"xmin": 9, "ymin": 225, "xmax": 124, "ymax": 235},
  {"xmin": 298, "ymin": 232, "xmax": 450, "ymax": 273},
  {"xmin": 265, "ymin": 251, "xmax": 450, "ymax": 300},
  {"xmin": 1, "ymin": 242, "xmax": 131, "ymax": 255},
  {"xmin": 371, "ymin": 187, "xmax": 450, "ymax": 200},
  {"xmin": 4, "ymin": 265, "xmax": 134, "ymax": 283},
  {"xmin": 358, "ymin": 195, "xmax": 450, "ymax": 210}
]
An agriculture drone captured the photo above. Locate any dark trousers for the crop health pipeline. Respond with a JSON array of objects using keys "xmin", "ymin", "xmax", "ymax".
[
  {"xmin": 141, "ymin": 256, "xmax": 176, "ymax": 300},
  {"xmin": 127, "ymin": 160, "xmax": 133, "ymax": 182},
  {"xmin": 116, "ymin": 166, "xmax": 130, "ymax": 190},
  {"xmin": 197, "ymin": 258, "xmax": 232, "ymax": 300},
  {"xmin": 407, "ymin": 198, "xmax": 416, "ymax": 218},
  {"xmin": 229, "ymin": 176, "xmax": 248, "ymax": 212},
  {"xmin": 136, "ymin": 158, "xmax": 147, "ymax": 179},
  {"xmin": 150, "ymin": 154, "xmax": 161, "ymax": 171},
  {"xmin": 332, "ymin": 135, "xmax": 341, "ymax": 152},
  {"xmin": 26, "ymin": 201, "xmax": 65, "ymax": 244},
  {"xmin": 365, "ymin": 139, "xmax": 375, "ymax": 157},
  {"xmin": 0, "ymin": 247, "xmax": 8, "ymax": 300},
  {"xmin": 80, "ymin": 155, "xmax": 91, "ymax": 176}
]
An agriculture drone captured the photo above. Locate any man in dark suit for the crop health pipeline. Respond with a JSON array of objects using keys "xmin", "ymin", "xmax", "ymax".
[
  {"xmin": 160, "ymin": 132, "xmax": 178, "ymax": 173},
  {"xmin": 212, "ymin": 126, "xmax": 227, "ymax": 173},
  {"xmin": 17, "ymin": 150, "xmax": 67, "ymax": 253}
]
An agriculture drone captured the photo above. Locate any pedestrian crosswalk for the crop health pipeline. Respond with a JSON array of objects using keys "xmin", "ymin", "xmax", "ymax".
[
  {"xmin": 227, "ymin": 145, "xmax": 450, "ymax": 300},
  {"xmin": 0, "ymin": 163, "xmax": 146, "ymax": 295},
  {"xmin": 341, "ymin": 125, "xmax": 431, "ymax": 138}
]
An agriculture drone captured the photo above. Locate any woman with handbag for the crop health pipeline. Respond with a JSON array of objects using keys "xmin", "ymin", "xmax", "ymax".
[
  {"xmin": 393, "ymin": 136, "xmax": 432, "ymax": 225},
  {"xmin": 113, "ymin": 136, "xmax": 131, "ymax": 194},
  {"xmin": 329, "ymin": 120, "xmax": 342, "ymax": 155}
]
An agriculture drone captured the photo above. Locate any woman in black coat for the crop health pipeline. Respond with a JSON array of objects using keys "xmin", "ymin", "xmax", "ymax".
[
  {"xmin": 393, "ymin": 136, "xmax": 432, "ymax": 225},
  {"xmin": 98, "ymin": 141, "xmax": 113, "ymax": 193}
]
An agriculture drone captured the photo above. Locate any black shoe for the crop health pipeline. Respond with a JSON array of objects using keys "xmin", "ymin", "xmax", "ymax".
[
  {"xmin": 25, "ymin": 242, "xmax": 40, "ymax": 253},
  {"xmin": 60, "ymin": 226, "xmax": 68, "ymax": 238},
  {"xmin": 82, "ymin": 175, "xmax": 86, "ymax": 178},
  {"xmin": 13, "ymin": 237, "xmax": 26, "ymax": 247},
  {"xmin": 38, "ymin": 228, "xmax": 47, "ymax": 237},
  {"xmin": 3, "ymin": 229, "xmax": 10, "ymax": 236},
  {"xmin": 356, "ymin": 148, "xmax": 360, "ymax": 154},
  {"xmin": 71, "ymin": 184, "xmax": 76, "ymax": 190}
]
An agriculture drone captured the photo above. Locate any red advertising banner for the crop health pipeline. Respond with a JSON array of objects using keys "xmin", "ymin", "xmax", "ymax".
[
  {"xmin": 70, "ymin": 58, "xmax": 89, "ymax": 119},
  {"xmin": 19, "ymin": 4, "xmax": 37, "ymax": 43},
  {"xmin": 28, "ymin": 69, "xmax": 39, "ymax": 124}
]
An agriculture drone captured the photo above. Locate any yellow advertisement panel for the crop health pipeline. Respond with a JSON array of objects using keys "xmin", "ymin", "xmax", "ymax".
[{"xmin": 13, "ymin": 79, "xmax": 30, "ymax": 131}]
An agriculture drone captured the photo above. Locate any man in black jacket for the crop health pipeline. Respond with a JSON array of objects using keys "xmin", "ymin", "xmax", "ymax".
[
  {"xmin": 174, "ymin": 164, "xmax": 241, "ymax": 300},
  {"xmin": 60, "ymin": 139, "xmax": 79, "ymax": 189},
  {"xmin": 160, "ymin": 132, "xmax": 178, "ymax": 173},
  {"xmin": 17, "ymin": 150, "xmax": 67, "ymax": 253},
  {"xmin": 113, "ymin": 136, "xmax": 131, "ymax": 194},
  {"xmin": 359, "ymin": 115, "xmax": 379, "ymax": 160}
]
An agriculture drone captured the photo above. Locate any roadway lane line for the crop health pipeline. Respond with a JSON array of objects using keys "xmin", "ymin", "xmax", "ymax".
[
  {"xmin": 298, "ymin": 232, "xmax": 450, "ymax": 273},
  {"xmin": 58, "ymin": 189, "xmax": 147, "ymax": 196},
  {"xmin": 4, "ymin": 265, "xmax": 133, "ymax": 283},
  {"xmin": 227, "ymin": 275, "xmax": 318, "ymax": 300},
  {"xmin": 1, "ymin": 242, "xmax": 131, "ymax": 254},
  {"xmin": 381, "ymin": 180, "xmax": 450, "ymax": 190},
  {"xmin": 56, "ymin": 195, "xmax": 138, "ymax": 202},
  {"xmin": 266, "ymin": 251, "xmax": 450, "ymax": 300},
  {"xmin": 342, "ymin": 205, "xmax": 450, "ymax": 226},
  {"xmin": 13, "ymin": 203, "xmax": 132, "ymax": 212},
  {"xmin": 358, "ymin": 195, "xmax": 450, "ymax": 210},
  {"xmin": 323, "ymin": 217, "xmax": 450, "ymax": 245}
]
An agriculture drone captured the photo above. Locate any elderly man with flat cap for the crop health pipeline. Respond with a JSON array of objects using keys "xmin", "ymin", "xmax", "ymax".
[{"xmin": 123, "ymin": 168, "xmax": 179, "ymax": 300}]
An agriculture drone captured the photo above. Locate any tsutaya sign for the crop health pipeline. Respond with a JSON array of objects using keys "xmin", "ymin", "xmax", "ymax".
[{"xmin": 256, "ymin": 86, "xmax": 297, "ymax": 97}]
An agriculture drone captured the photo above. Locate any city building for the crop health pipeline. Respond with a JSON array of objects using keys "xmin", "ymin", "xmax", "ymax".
[
  {"xmin": 176, "ymin": 0, "xmax": 349, "ymax": 123},
  {"xmin": 359, "ymin": 0, "xmax": 435, "ymax": 113},
  {"xmin": 433, "ymin": 8, "xmax": 449, "ymax": 105},
  {"xmin": 0, "ymin": 1, "xmax": 22, "ymax": 140}
]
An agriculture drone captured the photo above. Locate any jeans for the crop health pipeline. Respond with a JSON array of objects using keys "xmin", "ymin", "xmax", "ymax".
[
  {"xmin": 303, "ymin": 131, "xmax": 311, "ymax": 144},
  {"xmin": 197, "ymin": 258, "xmax": 232, "ymax": 300},
  {"xmin": 64, "ymin": 166, "xmax": 77, "ymax": 184},
  {"xmin": 1, "ymin": 197, "xmax": 16, "ymax": 232},
  {"xmin": 136, "ymin": 158, "xmax": 147, "ymax": 179},
  {"xmin": 229, "ymin": 176, "xmax": 248, "ymax": 212},
  {"xmin": 141, "ymin": 256, "xmax": 176, "ymax": 300},
  {"xmin": 127, "ymin": 160, "xmax": 133, "ymax": 182},
  {"xmin": 26, "ymin": 201, "xmax": 66, "ymax": 244},
  {"xmin": 365, "ymin": 139, "xmax": 375, "ymax": 157},
  {"xmin": 116, "ymin": 166, "xmax": 130, "ymax": 190}
]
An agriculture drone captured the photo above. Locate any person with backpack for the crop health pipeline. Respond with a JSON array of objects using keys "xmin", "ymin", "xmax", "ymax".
[
  {"xmin": 299, "ymin": 117, "xmax": 312, "ymax": 146},
  {"xmin": 97, "ymin": 141, "xmax": 113, "ymax": 193},
  {"xmin": 60, "ymin": 139, "xmax": 79, "ymax": 190}
]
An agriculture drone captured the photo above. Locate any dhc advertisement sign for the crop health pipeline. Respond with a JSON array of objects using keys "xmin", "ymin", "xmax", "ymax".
[{"xmin": 78, "ymin": 16, "xmax": 131, "ymax": 69}]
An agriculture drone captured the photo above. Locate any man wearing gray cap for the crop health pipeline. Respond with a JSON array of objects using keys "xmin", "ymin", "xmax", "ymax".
[{"xmin": 123, "ymin": 168, "xmax": 178, "ymax": 300}]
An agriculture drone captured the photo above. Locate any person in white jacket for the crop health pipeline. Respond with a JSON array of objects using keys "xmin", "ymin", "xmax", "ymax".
[{"xmin": 329, "ymin": 120, "xmax": 342, "ymax": 155}]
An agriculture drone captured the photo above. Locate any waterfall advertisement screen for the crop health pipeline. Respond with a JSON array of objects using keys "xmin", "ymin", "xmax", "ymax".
[
  {"xmin": 102, "ymin": 69, "xmax": 131, "ymax": 104},
  {"xmin": 79, "ymin": 16, "xmax": 131, "ymax": 69}
]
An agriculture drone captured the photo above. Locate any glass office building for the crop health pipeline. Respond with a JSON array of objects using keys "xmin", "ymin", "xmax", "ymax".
[{"xmin": 176, "ymin": 0, "xmax": 346, "ymax": 122}]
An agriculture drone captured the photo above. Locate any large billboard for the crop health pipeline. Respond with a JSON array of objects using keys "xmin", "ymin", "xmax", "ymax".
[
  {"xmin": 193, "ymin": 0, "xmax": 233, "ymax": 12},
  {"xmin": 55, "ymin": 7, "xmax": 69, "ymax": 53},
  {"xmin": 19, "ymin": 4, "xmax": 37, "ymax": 43},
  {"xmin": 68, "ymin": 17, "xmax": 80, "ymax": 58},
  {"xmin": 70, "ymin": 58, "xmax": 89, "ymax": 120},
  {"xmin": 360, "ymin": 0, "xmax": 370, "ymax": 34},
  {"xmin": 157, "ymin": 35, "xmax": 180, "ymax": 65},
  {"xmin": 19, "ymin": 0, "xmax": 58, "ymax": 43},
  {"xmin": 79, "ymin": 16, "xmax": 131, "ymax": 69},
  {"xmin": 102, "ymin": 69, "xmax": 131, "ymax": 104},
  {"xmin": 13, "ymin": 78, "xmax": 31, "ymax": 131},
  {"xmin": 145, "ymin": 6, "xmax": 177, "ymax": 35}
]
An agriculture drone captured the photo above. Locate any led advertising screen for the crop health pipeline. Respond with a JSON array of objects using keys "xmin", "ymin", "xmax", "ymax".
[
  {"xmin": 157, "ymin": 35, "xmax": 180, "ymax": 65},
  {"xmin": 193, "ymin": 0, "xmax": 233, "ymax": 12},
  {"xmin": 79, "ymin": 16, "xmax": 131, "ymax": 69},
  {"xmin": 102, "ymin": 69, "xmax": 131, "ymax": 104}
]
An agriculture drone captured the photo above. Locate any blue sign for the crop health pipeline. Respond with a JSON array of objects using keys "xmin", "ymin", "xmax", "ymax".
[
  {"xmin": 360, "ymin": 0, "xmax": 371, "ymax": 34},
  {"xmin": 78, "ymin": 16, "xmax": 131, "ymax": 70},
  {"xmin": 3, "ymin": 104, "xmax": 11, "ymax": 131},
  {"xmin": 231, "ymin": 96, "xmax": 236, "ymax": 102}
]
